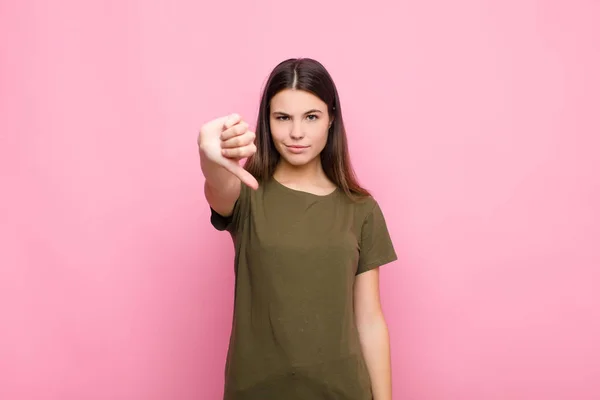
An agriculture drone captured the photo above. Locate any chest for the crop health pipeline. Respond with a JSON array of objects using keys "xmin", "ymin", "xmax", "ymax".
[{"xmin": 240, "ymin": 193, "xmax": 362, "ymax": 278}]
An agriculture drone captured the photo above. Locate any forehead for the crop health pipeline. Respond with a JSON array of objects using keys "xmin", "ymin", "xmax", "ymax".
[{"xmin": 270, "ymin": 89, "xmax": 327, "ymax": 112}]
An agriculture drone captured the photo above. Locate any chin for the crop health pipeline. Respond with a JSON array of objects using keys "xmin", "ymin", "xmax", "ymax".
[
  {"xmin": 281, "ymin": 153, "xmax": 316, "ymax": 167},
  {"xmin": 282, "ymin": 156, "xmax": 309, "ymax": 167}
]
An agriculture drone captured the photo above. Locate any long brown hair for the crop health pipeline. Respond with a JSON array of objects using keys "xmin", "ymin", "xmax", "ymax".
[{"xmin": 244, "ymin": 58, "xmax": 370, "ymax": 200}]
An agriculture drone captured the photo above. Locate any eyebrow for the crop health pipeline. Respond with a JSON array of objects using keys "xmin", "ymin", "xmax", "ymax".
[{"xmin": 272, "ymin": 109, "xmax": 323, "ymax": 115}]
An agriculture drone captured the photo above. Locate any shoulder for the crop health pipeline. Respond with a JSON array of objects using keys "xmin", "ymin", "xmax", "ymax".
[
  {"xmin": 343, "ymin": 193, "xmax": 379, "ymax": 216},
  {"xmin": 332, "ymin": 193, "xmax": 381, "ymax": 230}
]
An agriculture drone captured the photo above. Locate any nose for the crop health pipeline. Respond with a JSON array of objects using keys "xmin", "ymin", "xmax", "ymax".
[{"xmin": 289, "ymin": 121, "xmax": 304, "ymax": 140}]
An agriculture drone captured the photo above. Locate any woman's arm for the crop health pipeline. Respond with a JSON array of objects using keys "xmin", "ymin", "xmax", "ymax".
[
  {"xmin": 354, "ymin": 268, "xmax": 392, "ymax": 400},
  {"xmin": 197, "ymin": 113, "xmax": 258, "ymax": 216}
]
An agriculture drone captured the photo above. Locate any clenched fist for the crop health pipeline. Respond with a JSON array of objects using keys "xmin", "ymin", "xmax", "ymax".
[{"xmin": 198, "ymin": 113, "xmax": 259, "ymax": 189}]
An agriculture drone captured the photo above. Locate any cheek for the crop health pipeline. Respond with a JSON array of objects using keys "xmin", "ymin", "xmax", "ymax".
[
  {"xmin": 269, "ymin": 125, "xmax": 286, "ymax": 143},
  {"xmin": 311, "ymin": 125, "xmax": 329, "ymax": 145}
]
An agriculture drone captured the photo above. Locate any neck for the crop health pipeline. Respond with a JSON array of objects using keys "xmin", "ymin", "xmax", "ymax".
[{"xmin": 273, "ymin": 158, "xmax": 327, "ymax": 185}]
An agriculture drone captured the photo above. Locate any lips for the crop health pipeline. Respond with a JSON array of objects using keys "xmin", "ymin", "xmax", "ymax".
[{"xmin": 285, "ymin": 145, "xmax": 309, "ymax": 154}]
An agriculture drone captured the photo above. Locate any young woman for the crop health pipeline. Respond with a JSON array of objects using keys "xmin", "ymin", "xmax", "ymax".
[{"xmin": 198, "ymin": 58, "xmax": 397, "ymax": 400}]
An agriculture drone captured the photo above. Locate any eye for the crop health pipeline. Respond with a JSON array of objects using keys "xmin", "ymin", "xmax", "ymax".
[
  {"xmin": 276, "ymin": 115, "xmax": 290, "ymax": 121},
  {"xmin": 306, "ymin": 114, "xmax": 319, "ymax": 121}
]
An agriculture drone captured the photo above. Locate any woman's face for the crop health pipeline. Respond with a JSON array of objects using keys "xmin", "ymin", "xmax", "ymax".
[{"xmin": 269, "ymin": 89, "xmax": 332, "ymax": 167}]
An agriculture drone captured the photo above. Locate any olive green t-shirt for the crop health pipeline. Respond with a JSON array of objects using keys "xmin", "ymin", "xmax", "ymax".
[{"xmin": 210, "ymin": 177, "xmax": 397, "ymax": 400}]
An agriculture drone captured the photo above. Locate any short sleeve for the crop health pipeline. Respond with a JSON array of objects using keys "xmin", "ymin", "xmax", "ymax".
[
  {"xmin": 209, "ymin": 182, "xmax": 250, "ymax": 234},
  {"xmin": 356, "ymin": 200, "xmax": 398, "ymax": 275}
]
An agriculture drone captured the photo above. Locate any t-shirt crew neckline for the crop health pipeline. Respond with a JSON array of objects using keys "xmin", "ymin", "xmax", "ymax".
[{"xmin": 270, "ymin": 176, "xmax": 339, "ymax": 198}]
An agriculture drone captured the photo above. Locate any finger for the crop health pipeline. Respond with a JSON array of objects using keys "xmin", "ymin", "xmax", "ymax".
[
  {"xmin": 222, "ymin": 159, "xmax": 259, "ymax": 190},
  {"xmin": 221, "ymin": 130, "xmax": 255, "ymax": 149},
  {"xmin": 221, "ymin": 121, "xmax": 249, "ymax": 141},
  {"xmin": 223, "ymin": 113, "xmax": 242, "ymax": 130},
  {"xmin": 221, "ymin": 144, "xmax": 256, "ymax": 159}
]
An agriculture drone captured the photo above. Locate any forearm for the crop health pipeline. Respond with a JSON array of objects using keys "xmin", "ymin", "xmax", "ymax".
[
  {"xmin": 199, "ymin": 146, "xmax": 238, "ymax": 192},
  {"xmin": 199, "ymin": 146, "xmax": 240, "ymax": 216},
  {"xmin": 357, "ymin": 316, "xmax": 392, "ymax": 400}
]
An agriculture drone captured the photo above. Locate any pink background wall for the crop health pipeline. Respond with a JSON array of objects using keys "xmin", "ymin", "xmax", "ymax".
[{"xmin": 1, "ymin": 0, "xmax": 599, "ymax": 399}]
